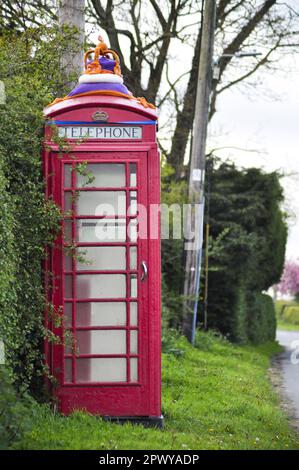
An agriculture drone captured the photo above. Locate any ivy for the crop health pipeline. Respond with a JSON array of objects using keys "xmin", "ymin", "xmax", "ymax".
[{"xmin": 0, "ymin": 28, "xmax": 77, "ymax": 395}]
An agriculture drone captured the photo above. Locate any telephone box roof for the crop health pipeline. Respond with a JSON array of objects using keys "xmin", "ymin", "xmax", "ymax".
[{"xmin": 45, "ymin": 36, "xmax": 156, "ymax": 114}]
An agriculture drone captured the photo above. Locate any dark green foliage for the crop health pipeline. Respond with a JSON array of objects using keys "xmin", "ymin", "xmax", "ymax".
[
  {"xmin": 247, "ymin": 293, "xmax": 277, "ymax": 344},
  {"xmin": 0, "ymin": 161, "xmax": 17, "ymax": 360},
  {"xmin": 161, "ymin": 163, "xmax": 186, "ymax": 329},
  {"xmin": 203, "ymin": 157, "xmax": 287, "ymax": 343},
  {"xmin": 0, "ymin": 29, "xmax": 70, "ymax": 394},
  {"xmin": 0, "ymin": 367, "xmax": 33, "ymax": 449},
  {"xmin": 161, "ymin": 157, "xmax": 286, "ymax": 343}
]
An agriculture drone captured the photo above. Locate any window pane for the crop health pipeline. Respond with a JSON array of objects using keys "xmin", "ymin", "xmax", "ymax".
[
  {"xmin": 130, "ymin": 330, "xmax": 138, "ymax": 354},
  {"xmin": 64, "ymin": 359, "xmax": 72, "ymax": 383},
  {"xmin": 129, "ymin": 163, "xmax": 137, "ymax": 187},
  {"xmin": 64, "ymin": 164, "xmax": 72, "ymax": 187},
  {"xmin": 129, "ymin": 246, "xmax": 137, "ymax": 270},
  {"xmin": 77, "ymin": 246, "xmax": 126, "ymax": 271},
  {"xmin": 129, "ymin": 191, "xmax": 137, "ymax": 216},
  {"xmin": 65, "ymin": 275, "xmax": 72, "ymax": 298},
  {"xmin": 77, "ymin": 330, "xmax": 126, "ymax": 355},
  {"xmin": 64, "ymin": 220, "xmax": 72, "ymax": 241},
  {"xmin": 76, "ymin": 302, "xmax": 126, "ymax": 327},
  {"xmin": 76, "ymin": 358, "xmax": 126, "ymax": 383},
  {"xmin": 64, "ymin": 192, "xmax": 72, "ymax": 212},
  {"xmin": 77, "ymin": 219, "xmax": 126, "ymax": 242},
  {"xmin": 130, "ymin": 358, "xmax": 138, "ymax": 382},
  {"xmin": 76, "ymin": 164, "xmax": 125, "ymax": 188},
  {"xmin": 130, "ymin": 275, "xmax": 137, "ymax": 298},
  {"xmin": 128, "ymin": 219, "xmax": 138, "ymax": 242},
  {"xmin": 64, "ymin": 253, "xmax": 72, "ymax": 271},
  {"xmin": 64, "ymin": 303, "xmax": 72, "ymax": 327},
  {"xmin": 76, "ymin": 274, "xmax": 126, "ymax": 298},
  {"xmin": 130, "ymin": 302, "xmax": 138, "ymax": 326},
  {"xmin": 77, "ymin": 191, "xmax": 126, "ymax": 216}
]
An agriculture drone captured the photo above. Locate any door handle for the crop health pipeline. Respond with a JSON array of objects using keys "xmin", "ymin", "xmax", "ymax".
[{"xmin": 141, "ymin": 261, "xmax": 148, "ymax": 281}]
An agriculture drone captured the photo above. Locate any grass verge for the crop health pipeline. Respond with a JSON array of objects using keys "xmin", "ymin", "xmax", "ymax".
[{"xmin": 12, "ymin": 332, "xmax": 299, "ymax": 450}]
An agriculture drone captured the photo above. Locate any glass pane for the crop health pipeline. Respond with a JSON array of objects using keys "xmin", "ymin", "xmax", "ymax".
[
  {"xmin": 77, "ymin": 330, "xmax": 126, "ymax": 355},
  {"xmin": 130, "ymin": 246, "xmax": 137, "ymax": 270},
  {"xmin": 76, "ymin": 274, "xmax": 126, "ymax": 298},
  {"xmin": 64, "ymin": 359, "xmax": 72, "ymax": 383},
  {"xmin": 130, "ymin": 302, "xmax": 138, "ymax": 326},
  {"xmin": 130, "ymin": 330, "xmax": 138, "ymax": 354},
  {"xmin": 64, "ymin": 192, "xmax": 72, "ymax": 212},
  {"xmin": 64, "ymin": 253, "xmax": 72, "ymax": 271},
  {"xmin": 64, "ymin": 303, "xmax": 72, "ymax": 327},
  {"xmin": 64, "ymin": 331, "xmax": 73, "ymax": 355},
  {"xmin": 76, "ymin": 302, "xmax": 126, "ymax": 327},
  {"xmin": 128, "ymin": 219, "xmax": 138, "ymax": 242},
  {"xmin": 64, "ymin": 220, "xmax": 72, "ymax": 241},
  {"xmin": 77, "ymin": 191, "xmax": 126, "ymax": 216},
  {"xmin": 65, "ymin": 275, "xmax": 72, "ymax": 298},
  {"xmin": 77, "ymin": 247, "xmax": 126, "ymax": 271},
  {"xmin": 77, "ymin": 219, "xmax": 126, "ymax": 242},
  {"xmin": 76, "ymin": 358, "xmax": 126, "ymax": 383},
  {"xmin": 130, "ymin": 275, "xmax": 137, "ymax": 298},
  {"xmin": 129, "ymin": 163, "xmax": 137, "ymax": 187},
  {"xmin": 130, "ymin": 358, "xmax": 138, "ymax": 382},
  {"xmin": 64, "ymin": 164, "xmax": 72, "ymax": 187},
  {"xmin": 76, "ymin": 164, "xmax": 125, "ymax": 188},
  {"xmin": 129, "ymin": 191, "xmax": 137, "ymax": 216}
]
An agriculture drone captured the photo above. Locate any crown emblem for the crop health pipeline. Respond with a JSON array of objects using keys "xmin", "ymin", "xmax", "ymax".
[
  {"xmin": 84, "ymin": 36, "xmax": 122, "ymax": 76},
  {"xmin": 92, "ymin": 110, "xmax": 109, "ymax": 121}
]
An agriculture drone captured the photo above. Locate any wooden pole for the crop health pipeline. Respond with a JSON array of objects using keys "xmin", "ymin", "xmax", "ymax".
[
  {"xmin": 182, "ymin": 0, "xmax": 216, "ymax": 343},
  {"xmin": 203, "ymin": 222, "xmax": 210, "ymax": 330}
]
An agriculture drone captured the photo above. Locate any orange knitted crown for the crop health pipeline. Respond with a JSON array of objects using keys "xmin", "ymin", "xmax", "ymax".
[{"xmin": 84, "ymin": 35, "xmax": 122, "ymax": 76}]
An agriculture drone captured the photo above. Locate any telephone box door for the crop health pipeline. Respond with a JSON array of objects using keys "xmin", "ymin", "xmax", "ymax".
[{"xmin": 52, "ymin": 151, "xmax": 152, "ymax": 416}]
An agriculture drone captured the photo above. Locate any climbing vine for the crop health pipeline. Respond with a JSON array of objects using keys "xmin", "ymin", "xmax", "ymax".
[{"xmin": 0, "ymin": 28, "xmax": 79, "ymax": 396}]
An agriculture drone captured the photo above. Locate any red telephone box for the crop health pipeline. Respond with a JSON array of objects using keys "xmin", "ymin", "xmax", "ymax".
[{"xmin": 43, "ymin": 38, "xmax": 162, "ymax": 427}]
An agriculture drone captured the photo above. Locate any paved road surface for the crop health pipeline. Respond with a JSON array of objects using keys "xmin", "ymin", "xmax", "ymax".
[{"xmin": 276, "ymin": 330, "xmax": 299, "ymax": 420}]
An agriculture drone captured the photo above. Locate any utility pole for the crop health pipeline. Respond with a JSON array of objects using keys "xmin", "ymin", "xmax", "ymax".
[
  {"xmin": 182, "ymin": 0, "xmax": 216, "ymax": 344},
  {"xmin": 58, "ymin": 0, "xmax": 85, "ymax": 89}
]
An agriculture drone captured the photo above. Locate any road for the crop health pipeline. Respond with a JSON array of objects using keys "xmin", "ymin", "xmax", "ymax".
[{"xmin": 276, "ymin": 330, "xmax": 299, "ymax": 421}]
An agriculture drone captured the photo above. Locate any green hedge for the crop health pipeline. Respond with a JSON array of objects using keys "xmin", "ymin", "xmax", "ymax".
[
  {"xmin": 0, "ymin": 160, "xmax": 17, "ymax": 375},
  {"xmin": 282, "ymin": 306, "xmax": 299, "ymax": 325},
  {"xmin": 0, "ymin": 30, "xmax": 68, "ymax": 394},
  {"xmin": 0, "ymin": 367, "xmax": 33, "ymax": 449},
  {"xmin": 247, "ymin": 293, "xmax": 276, "ymax": 344},
  {"xmin": 201, "ymin": 158, "xmax": 286, "ymax": 344}
]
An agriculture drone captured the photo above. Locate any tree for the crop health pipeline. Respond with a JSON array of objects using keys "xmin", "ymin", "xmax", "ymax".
[
  {"xmin": 202, "ymin": 157, "xmax": 287, "ymax": 342},
  {"xmin": 86, "ymin": 1, "xmax": 299, "ymax": 179},
  {"xmin": 0, "ymin": 1, "xmax": 57, "ymax": 32},
  {"xmin": 1, "ymin": 2, "xmax": 298, "ymax": 176},
  {"xmin": 276, "ymin": 261, "xmax": 299, "ymax": 298}
]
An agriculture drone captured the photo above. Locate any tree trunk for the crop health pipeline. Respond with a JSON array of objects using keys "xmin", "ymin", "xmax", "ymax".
[{"xmin": 59, "ymin": 0, "xmax": 85, "ymax": 90}]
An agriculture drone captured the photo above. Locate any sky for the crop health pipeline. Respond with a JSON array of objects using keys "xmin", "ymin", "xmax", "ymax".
[{"xmin": 209, "ymin": 52, "xmax": 299, "ymax": 261}]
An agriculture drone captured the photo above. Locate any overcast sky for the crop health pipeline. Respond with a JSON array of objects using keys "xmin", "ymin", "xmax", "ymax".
[{"xmin": 209, "ymin": 52, "xmax": 299, "ymax": 261}]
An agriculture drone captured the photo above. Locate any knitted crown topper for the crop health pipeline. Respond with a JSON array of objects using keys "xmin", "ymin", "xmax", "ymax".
[{"xmin": 84, "ymin": 35, "xmax": 122, "ymax": 76}]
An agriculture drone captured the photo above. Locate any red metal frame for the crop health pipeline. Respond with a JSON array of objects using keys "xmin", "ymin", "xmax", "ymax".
[{"xmin": 43, "ymin": 96, "xmax": 161, "ymax": 419}]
